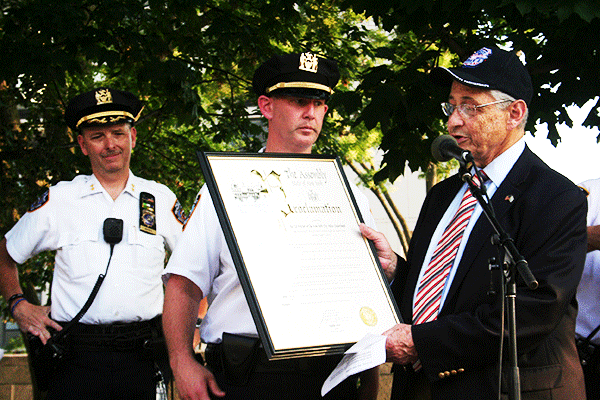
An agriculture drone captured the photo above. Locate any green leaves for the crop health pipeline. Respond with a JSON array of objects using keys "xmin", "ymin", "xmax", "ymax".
[{"xmin": 1, "ymin": 0, "xmax": 599, "ymax": 318}]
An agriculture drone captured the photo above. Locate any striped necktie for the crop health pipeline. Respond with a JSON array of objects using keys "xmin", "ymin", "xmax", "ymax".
[
  {"xmin": 411, "ymin": 173, "xmax": 486, "ymax": 371},
  {"xmin": 413, "ymin": 173, "xmax": 487, "ymax": 325}
]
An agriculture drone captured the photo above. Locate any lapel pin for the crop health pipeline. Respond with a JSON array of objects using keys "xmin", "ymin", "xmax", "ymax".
[{"xmin": 505, "ymin": 195, "xmax": 514, "ymax": 203}]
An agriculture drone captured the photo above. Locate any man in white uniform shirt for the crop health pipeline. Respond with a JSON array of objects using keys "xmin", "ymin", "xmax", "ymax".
[
  {"xmin": 163, "ymin": 53, "xmax": 379, "ymax": 400},
  {"xmin": 0, "ymin": 88, "xmax": 185, "ymax": 399},
  {"xmin": 576, "ymin": 178, "xmax": 600, "ymax": 400}
]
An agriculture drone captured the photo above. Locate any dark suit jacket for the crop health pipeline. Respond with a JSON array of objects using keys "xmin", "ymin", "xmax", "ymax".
[{"xmin": 391, "ymin": 146, "xmax": 588, "ymax": 399}]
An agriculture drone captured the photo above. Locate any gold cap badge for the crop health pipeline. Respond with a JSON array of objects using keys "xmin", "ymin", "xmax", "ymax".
[
  {"xmin": 299, "ymin": 52, "xmax": 319, "ymax": 73},
  {"xmin": 95, "ymin": 89, "xmax": 113, "ymax": 105}
]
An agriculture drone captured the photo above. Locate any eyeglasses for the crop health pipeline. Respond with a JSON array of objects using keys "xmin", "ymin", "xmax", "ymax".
[{"xmin": 441, "ymin": 99, "xmax": 512, "ymax": 119}]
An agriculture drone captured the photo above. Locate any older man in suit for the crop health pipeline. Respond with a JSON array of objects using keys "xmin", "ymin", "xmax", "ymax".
[{"xmin": 362, "ymin": 46, "xmax": 587, "ymax": 399}]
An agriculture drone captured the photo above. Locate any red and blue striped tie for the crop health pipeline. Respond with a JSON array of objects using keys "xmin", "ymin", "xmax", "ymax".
[{"xmin": 412, "ymin": 173, "xmax": 486, "ymax": 370}]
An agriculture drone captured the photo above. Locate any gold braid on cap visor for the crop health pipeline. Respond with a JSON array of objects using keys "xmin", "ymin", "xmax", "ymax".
[
  {"xmin": 75, "ymin": 107, "xmax": 144, "ymax": 128},
  {"xmin": 265, "ymin": 81, "xmax": 333, "ymax": 94}
]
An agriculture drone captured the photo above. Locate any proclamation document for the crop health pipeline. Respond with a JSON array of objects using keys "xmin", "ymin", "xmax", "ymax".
[{"xmin": 198, "ymin": 152, "xmax": 400, "ymax": 359}]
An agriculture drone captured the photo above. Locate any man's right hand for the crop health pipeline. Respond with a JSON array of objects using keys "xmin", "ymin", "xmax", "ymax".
[
  {"xmin": 172, "ymin": 355, "xmax": 226, "ymax": 400},
  {"xmin": 359, "ymin": 223, "xmax": 398, "ymax": 282},
  {"xmin": 12, "ymin": 301, "xmax": 62, "ymax": 344},
  {"xmin": 164, "ymin": 274, "xmax": 223, "ymax": 399},
  {"xmin": 1, "ymin": 237, "xmax": 62, "ymax": 343}
]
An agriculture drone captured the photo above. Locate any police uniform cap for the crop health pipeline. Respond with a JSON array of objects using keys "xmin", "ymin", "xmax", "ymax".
[
  {"xmin": 65, "ymin": 87, "xmax": 144, "ymax": 131},
  {"xmin": 253, "ymin": 52, "xmax": 340, "ymax": 100}
]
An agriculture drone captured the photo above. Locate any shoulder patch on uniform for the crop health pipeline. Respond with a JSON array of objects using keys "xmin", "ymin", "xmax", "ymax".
[
  {"xmin": 27, "ymin": 190, "xmax": 50, "ymax": 212},
  {"xmin": 172, "ymin": 199, "xmax": 187, "ymax": 225},
  {"xmin": 182, "ymin": 193, "xmax": 201, "ymax": 230}
]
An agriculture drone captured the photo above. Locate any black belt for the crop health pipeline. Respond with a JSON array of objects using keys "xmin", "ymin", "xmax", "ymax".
[{"xmin": 64, "ymin": 315, "xmax": 163, "ymax": 351}]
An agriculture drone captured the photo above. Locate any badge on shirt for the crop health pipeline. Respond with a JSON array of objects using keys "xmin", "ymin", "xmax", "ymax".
[{"xmin": 139, "ymin": 192, "xmax": 157, "ymax": 235}]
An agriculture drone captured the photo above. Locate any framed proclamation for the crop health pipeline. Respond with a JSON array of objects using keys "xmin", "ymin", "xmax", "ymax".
[{"xmin": 198, "ymin": 152, "xmax": 401, "ymax": 360}]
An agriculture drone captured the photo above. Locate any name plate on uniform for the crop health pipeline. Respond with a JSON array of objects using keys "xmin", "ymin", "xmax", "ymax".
[{"xmin": 198, "ymin": 152, "xmax": 401, "ymax": 360}]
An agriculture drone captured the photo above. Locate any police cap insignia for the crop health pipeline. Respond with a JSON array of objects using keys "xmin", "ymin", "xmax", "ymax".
[
  {"xmin": 252, "ymin": 52, "xmax": 340, "ymax": 100},
  {"xmin": 95, "ymin": 88, "xmax": 113, "ymax": 105},
  {"xmin": 299, "ymin": 52, "xmax": 319, "ymax": 73},
  {"xmin": 65, "ymin": 87, "xmax": 144, "ymax": 131}
]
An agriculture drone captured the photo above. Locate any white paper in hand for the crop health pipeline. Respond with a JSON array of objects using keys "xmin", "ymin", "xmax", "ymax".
[{"xmin": 321, "ymin": 333, "xmax": 387, "ymax": 397}]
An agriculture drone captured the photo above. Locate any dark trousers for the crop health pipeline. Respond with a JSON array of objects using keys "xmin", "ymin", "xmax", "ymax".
[
  {"xmin": 391, "ymin": 366, "xmax": 432, "ymax": 400},
  {"xmin": 210, "ymin": 368, "xmax": 358, "ymax": 400},
  {"xmin": 45, "ymin": 348, "xmax": 157, "ymax": 400},
  {"xmin": 583, "ymin": 357, "xmax": 600, "ymax": 400},
  {"xmin": 577, "ymin": 337, "xmax": 600, "ymax": 400},
  {"xmin": 205, "ymin": 342, "xmax": 358, "ymax": 400}
]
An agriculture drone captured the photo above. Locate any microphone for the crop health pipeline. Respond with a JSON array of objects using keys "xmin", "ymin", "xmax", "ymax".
[
  {"xmin": 103, "ymin": 218, "xmax": 123, "ymax": 244},
  {"xmin": 101, "ymin": 218, "xmax": 123, "ymax": 277},
  {"xmin": 431, "ymin": 135, "xmax": 474, "ymax": 165}
]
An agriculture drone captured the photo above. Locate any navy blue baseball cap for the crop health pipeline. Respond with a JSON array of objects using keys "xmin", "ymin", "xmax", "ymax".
[
  {"xmin": 430, "ymin": 46, "xmax": 533, "ymax": 106},
  {"xmin": 65, "ymin": 87, "xmax": 144, "ymax": 131},
  {"xmin": 253, "ymin": 52, "xmax": 340, "ymax": 100}
]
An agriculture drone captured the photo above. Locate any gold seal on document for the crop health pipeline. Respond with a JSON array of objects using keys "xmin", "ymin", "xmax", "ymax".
[{"xmin": 359, "ymin": 307, "xmax": 377, "ymax": 326}]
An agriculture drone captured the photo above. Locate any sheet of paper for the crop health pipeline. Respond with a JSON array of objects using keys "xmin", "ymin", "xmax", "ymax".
[{"xmin": 321, "ymin": 333, "xmax": 387, "ymax": 397}]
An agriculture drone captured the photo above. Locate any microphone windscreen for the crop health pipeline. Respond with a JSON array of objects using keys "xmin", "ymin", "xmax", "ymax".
[{"xmin": 431, "ymin": 135, "xmax": 457, "ymax": 162}]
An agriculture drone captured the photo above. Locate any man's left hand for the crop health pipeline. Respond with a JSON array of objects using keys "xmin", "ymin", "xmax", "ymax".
[{"xmin": 383, "ymin": 323, "xmax": 418, "ymax": 365}]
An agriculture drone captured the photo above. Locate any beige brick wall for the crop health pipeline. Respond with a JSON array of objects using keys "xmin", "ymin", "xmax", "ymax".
[{"xmin": 0, "ymin": 354, "xmax": 33, "ymax": 400}]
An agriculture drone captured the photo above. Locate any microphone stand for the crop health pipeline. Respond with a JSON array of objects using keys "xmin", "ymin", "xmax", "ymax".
[{"xmin": 458, "ymin": 164, "xmax": 538, "ymax": 400}]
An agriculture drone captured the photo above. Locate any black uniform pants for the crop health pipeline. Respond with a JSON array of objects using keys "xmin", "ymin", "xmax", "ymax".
[
  {"xmin": 45, "ymin": 348, "xmax": 157, "ymax": 400},
  {"xmin": 205, "ymin": 341, "xmax": 358, "ymax": 400},
  {"xmin": 582, "ymin": 354, "xmax": 600, "ymax": 400},
  {"xmin": 210, "ymin": 368, "xmax": 358, "ymax": 400},
  {"xmin": 43, "ymin": 316, "xmax": 166, "ymax": 400}
]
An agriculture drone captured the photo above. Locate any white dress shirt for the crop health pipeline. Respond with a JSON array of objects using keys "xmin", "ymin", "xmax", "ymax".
[
  {"xmin": 413, "ymin": 139, "xmax": 526, "ymax": 309},
  {"xmin": 6, "ymin": 172, "xmax": 183, "ymax": 324},
  {"xmin": 576, "ymin": 177, "xmax": 600, "ymax": 344}
]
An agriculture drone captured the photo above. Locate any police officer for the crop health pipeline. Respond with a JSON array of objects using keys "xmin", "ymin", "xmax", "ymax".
[
  {"xmin": 0, "ymin": 88, "xmax": 185, "ymax": 399},
  {"xmin": 575, "ymin": 178, "xmax": 600, "ymax": 400},
  {"xmin": 162, "ymin": 53, "xmax": 379, "ymax": 400}
]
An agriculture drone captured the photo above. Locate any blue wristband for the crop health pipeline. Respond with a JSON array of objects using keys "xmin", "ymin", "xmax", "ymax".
[{"xmin": 10, "ymin": 297, "xmax": 27, "ymax": 317}]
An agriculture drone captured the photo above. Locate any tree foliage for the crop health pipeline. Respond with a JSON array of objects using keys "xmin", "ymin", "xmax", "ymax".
[
  {"xmin": 341, "ymin": 0, "xmax": 600, "ymax": 182},
  {"xmin": 1, "ymin": 0, "xmax": 599, "ymax": 315},
  {"xmin": 0, "ymin": 0, "xmax": 393, "ymax": 315}
]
